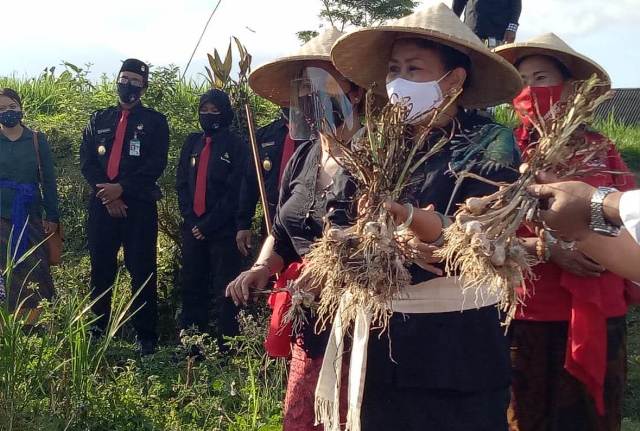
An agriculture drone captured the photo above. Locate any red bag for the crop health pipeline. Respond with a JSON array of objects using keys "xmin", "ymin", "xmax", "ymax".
[{"xmin": 264, "ymin": 262, "xmax": 304, "ymax": 358}]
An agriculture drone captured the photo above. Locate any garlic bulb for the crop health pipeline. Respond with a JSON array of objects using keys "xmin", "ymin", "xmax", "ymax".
[
  {"xmin": 490, "ymin": 244, "xmax": 506, "ymax": 266},
  {"xmin": 465, "ymin": 197, "xmax": 488, "ymax": 215},
  {"xmin": 464, "ymin": 220, "xmax": 483, "ymax": 235}
]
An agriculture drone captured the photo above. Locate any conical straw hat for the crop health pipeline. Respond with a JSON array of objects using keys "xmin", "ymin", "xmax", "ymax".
[
  {"xmin": 330, "ymin": 2, "xmax": 523, "ymax": 109},
  {"xmin": 494, "ymin": 33, "xmax": 610, "ymax": 89},
  {"xmin": 249, "ymin": 27, "xmax": 345, "ymax": 106}
]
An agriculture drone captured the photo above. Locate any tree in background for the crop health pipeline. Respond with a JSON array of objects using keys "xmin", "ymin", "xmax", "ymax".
[{"xmin": 297, "ymin": 0, "xmax": 418, "ymax": 43}]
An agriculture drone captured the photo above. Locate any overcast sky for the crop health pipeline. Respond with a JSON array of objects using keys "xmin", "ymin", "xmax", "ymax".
[{"xmin": 2, "ymin": 0, "xmax": 639, "ymax": 88}]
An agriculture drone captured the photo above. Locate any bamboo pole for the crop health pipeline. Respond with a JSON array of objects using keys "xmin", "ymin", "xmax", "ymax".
[{"xmin": 244, "ymin": 104, "xmax": 273, "ymax": 236}]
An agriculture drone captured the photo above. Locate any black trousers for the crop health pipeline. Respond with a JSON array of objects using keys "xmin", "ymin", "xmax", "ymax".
[
  {"xmin": 180, "ymin": 227, "xmax": 241, "ymax": 343},
  {"xmin": 87, "ymin": 197, "xmax": 158, "ymax": 342},
  {"xmin": 361, "ymin": 385, "xmax": 510, "ymax": 431}
]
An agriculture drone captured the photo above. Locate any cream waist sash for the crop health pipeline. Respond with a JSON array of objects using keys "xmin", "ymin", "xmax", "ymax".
[{"xmin": 391, "ymin": 276, "xmax": 498, "ymax": 314}]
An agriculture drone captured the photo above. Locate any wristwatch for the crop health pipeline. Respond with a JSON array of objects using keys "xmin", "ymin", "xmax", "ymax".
[{"xmin": 589, "ymin": 187, "xmax": 621, "ymax": 237}]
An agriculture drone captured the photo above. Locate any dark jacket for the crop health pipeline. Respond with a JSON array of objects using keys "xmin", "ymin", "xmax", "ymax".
[
  {"xmin": 236, "ymin": 118, "xmax": 304, "ymax": 231},
  {"xmin": 176, "ymin": 128, "xmax": 247, "ymax": 239},
  {"xmin": 0, "ymin": 128, "xmax": 59, "ymax": 222},
  {"xmin": 80, "ymin": 103, "xmax": 169, "ymax": 203},
  {"xmin": 453, "ymin": 0, "xmax": 522, "ymax": 39}
]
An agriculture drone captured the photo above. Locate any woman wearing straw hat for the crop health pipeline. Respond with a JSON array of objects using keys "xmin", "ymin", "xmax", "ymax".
[
  {"xmin": 494, "ymin": 33, "xmax": 636, "ymax": 431},
  {"xmin": 226, "ymin": 28, "xmax": 365, "ymax": 430},
  {"xmin": 330, "ymin": 3, "xmax": 522, "ymax": 429}
]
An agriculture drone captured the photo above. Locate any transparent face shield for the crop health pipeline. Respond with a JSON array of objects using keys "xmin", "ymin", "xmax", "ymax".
[{"xmin": 289, "ymin": 67, "xmax": 354, "ymax": 141}]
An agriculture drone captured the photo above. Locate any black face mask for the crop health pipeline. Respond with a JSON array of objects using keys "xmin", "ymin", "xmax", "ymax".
[
  {"xmin": 199, "ymin": 112, "xmax": 223, "ymax": 132},
  {"xmin": 0, "ymin": 110, "xmax": 23, "ymax": 128},
  {"xmin": 117, "ymin": 83, "xmax": 143, "ymax": 104}
]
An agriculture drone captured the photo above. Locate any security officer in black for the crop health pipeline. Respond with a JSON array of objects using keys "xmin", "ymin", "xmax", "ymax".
[
  {"xmin": 80, "ymin": 59, "xmax": 169, "ymax": 355},
  {"xmin": 453, "ymin": 0, "xmax": 522, "ymax": 47},
  {"xmin": 176, "ymin": 89, "xmax": 246, "ymax": 350},
  {"xmin": 235, "ymin": 108, "xmax": 301, "ymax": 256}
]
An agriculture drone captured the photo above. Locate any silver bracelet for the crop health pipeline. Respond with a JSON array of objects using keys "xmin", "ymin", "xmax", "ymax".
[
  {"xmin": 429, "ymin": 212, "xmax": 451, "ymax": 247},
  {"xmin": 395, "ymin": 203, "xmax": 414, "ymax": 232},
  {"xmin": 506, "ymin": 23, "xmax": 519, "ymax": 32},
  {"xmin": 252, "ymin": 262, "xmax": 274, "ymax": 275}
]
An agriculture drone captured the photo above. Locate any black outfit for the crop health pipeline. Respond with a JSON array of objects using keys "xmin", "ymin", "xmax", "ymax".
[
  {"xmin": 80, "ymin": 102, "xmax": 169, "ymax": 344},
  {"xmin": 237, "ymin": 118, "xmax": 302, "ymax": 231},
  {"xmin": 453, "ymin": 0, "xmax": 522, "ymax": 40},
  {"xmin": 360, "ymin": 111, "xmax": 521, "ymax": 430},
  {"xmin": 176, "ymin": 91, "xmax": 247, "ymax": 343}
]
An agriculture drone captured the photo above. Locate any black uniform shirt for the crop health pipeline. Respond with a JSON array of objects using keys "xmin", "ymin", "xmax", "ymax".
[
  {"xmin": 80, "ymin": 103, "xmax": 169, "ymax": 203},
  {"xmin": 453, "ymin": 0, "xmax": 522, "ymax": 39},
  {"xmin": 237, "ymin": 118, "xmax": 304, "ymax": 231},
  {"xmin": 176, "ymin": 129, "xmax": 247, "ymax": 238}
]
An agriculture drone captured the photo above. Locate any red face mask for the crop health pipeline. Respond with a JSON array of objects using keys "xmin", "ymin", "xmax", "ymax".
[{"xmin": 513, "ymin": 85, "xmax": 564, "ymax": 128}]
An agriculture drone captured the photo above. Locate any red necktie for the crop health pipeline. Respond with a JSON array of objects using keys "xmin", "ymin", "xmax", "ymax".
[
  {"xmin": 107, "ymin": 110, "xmax": 130, "ymax": 180},
  {"xmin": 278, "ymin": 131, "xmax": 295, "ymax": 185},
  {"xmin": 193, "ymin": 136, "xmax": 212, "ymax": 217}
]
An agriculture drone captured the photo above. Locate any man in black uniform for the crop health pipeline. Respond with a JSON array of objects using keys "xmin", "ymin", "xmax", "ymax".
[
  {"xmin": 176, "ymin": 89, "xmax": 246, "ymax": 350},
  {"xmin": 80, "ymin": 59, "xmax": 169, "ymax": 355},
  {"xmin": 235, "ymin": 108, "xmax": 301, "ymax": 256},
  {"xmin": 453, "ymin": 0, "xmax": 522, "ymax": 47}
]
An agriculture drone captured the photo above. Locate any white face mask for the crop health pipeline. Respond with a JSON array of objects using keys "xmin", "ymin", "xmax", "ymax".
[{"xmin": 386, "ymin": 72, "xmax": 450, "ymax": 124}]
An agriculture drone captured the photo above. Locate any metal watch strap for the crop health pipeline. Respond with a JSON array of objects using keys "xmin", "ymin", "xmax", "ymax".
[{"xmin": 589, "ymin": 187, "xmax": 620, "ymax": 237}]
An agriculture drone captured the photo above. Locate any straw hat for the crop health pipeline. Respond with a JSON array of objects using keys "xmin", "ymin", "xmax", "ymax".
[
  {"xmin": 494, "ymin": 33, "xmax": 610, "ymax": 89},
  {"xmin": 249, "ymin": 27, "xmax": 344, "ymax": 106},
  {"xmin": 330, "ymin": 2, "xmax": 522, "ymax": 109}
]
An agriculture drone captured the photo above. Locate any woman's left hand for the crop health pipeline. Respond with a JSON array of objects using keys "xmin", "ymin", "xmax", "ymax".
[
  {"xmin": 43, "ymin": 221, "xmax": 58, "ymax": 235},
  {"xmin": 408, "ymin": 236, "xmax": 443, "ymax": 276}
]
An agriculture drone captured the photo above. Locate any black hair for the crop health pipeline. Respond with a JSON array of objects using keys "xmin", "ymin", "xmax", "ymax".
[
  {"xmin": 397, "ymin": 38, "xmax": 472, "ymax": 88},
  {"xmin": 514, "ymin": 54, "xmax": 573, "ymax": 80},
  {"xmin": 0, "ymin": 88, "xmax": 22, "ymax": 108}
]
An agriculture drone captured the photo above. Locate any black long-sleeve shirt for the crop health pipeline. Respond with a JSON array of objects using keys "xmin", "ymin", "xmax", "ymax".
[
  {"xmin": 80, "ymin": 103, "xmax": 169, "ymax": 203},
  {"xmin": 176, "ymin": 129, "xmax": 247, "ymax": 238},
  {"xmin": 237, "ymin": 118, "xmax": 304, "ymax": 231},
  {"xmin": 452, "ymin": 0, "xmax": 522, "ymax": 39}
]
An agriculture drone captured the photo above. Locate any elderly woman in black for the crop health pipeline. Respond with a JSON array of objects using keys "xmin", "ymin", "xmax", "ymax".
[
  {"xmin": 0, "ymin": 88, "xmax": 59, "ymax": 321},
  {"xmin": 226, "ymin": 28, "xmax": 366, "ymax": 430},
  {"xmin": 328, "ymin": 3, "xmax": 523, "ymax": 429}
]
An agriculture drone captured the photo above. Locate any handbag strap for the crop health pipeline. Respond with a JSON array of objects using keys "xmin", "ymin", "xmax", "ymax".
[{"xmin": 31, "ymin": 130, "xmax": 45, "ymax": 199}]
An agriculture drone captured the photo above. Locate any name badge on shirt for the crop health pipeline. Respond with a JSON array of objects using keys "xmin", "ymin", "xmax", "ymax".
[{"xmin": 129, "ymin": 138, "xmax": 141, "ymax": 156}]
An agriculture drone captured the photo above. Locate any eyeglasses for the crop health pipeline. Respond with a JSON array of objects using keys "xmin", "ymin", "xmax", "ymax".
[{"xmin": 117, "ymin": 76, "xmax": 144, "ymax": 88}]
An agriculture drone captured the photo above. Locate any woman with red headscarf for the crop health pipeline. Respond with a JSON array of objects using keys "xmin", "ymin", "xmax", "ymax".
[{"xmin": 496, "ymin": 34, "xmax": 636, "ymax": 431}]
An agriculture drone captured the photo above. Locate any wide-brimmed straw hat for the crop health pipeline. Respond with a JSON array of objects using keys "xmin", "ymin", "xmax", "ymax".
[
  {"xmin": 494, "ymin": 33, "xmax": 610, "ymax": 90},
  {"xmin": 249, "ymin": 27, "xmax": 344, "ymax": 106},
  {"xmin": 330, "ymin": 2, "xmax": 522, "ymax": 109}
]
